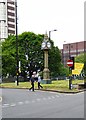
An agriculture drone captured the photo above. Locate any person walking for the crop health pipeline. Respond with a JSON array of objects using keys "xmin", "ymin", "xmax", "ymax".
[
  {"xmin": 38, "ymin": 75, "xmax": 43, "ymax": 89},
  {"xmin": 29, "ymin": 75, "xmax": 35, "ymax": 91}
]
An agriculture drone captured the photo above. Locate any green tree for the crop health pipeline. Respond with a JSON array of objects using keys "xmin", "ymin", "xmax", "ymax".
[
  {"xmin": 75, "ymin": 53, "xmax": 84, "ymax": 63},
  {"xmin": 75, "ymin": 53, "xmax": 86, "ymax": 86},
  {"xmin": 75, "ymin": 53, "xmax": 85, "ymax": 75},
  {"xmin": 2, "ymin": 32, "xmax": 62, "ymax": 78},
  {"xmin": 2, "ymin": 35, "xmax": 16, "ymax": 76},
  {"xmin": 59, "ymin": 64, "xmax": 69, "ymax": 77},
  {"xmin": 49, "ymin": 46, "xmax": 61, "ymax": 77}
]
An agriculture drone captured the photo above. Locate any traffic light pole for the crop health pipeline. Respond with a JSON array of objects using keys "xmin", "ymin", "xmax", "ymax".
[
  {"xmin": 68, "ymin": 44, "xmax": 72, "ymax": 90},
  {"xmin": 68, "ymin": 57, "xmax": 74, "ymax": 90},
  {"xmin": 69, "ymin": 67, "xmax": 72, "ymax": 90}
]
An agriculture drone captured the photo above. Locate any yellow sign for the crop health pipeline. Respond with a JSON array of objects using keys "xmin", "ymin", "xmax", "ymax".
[{"xmin": 72, "ymin": 63, "xmax": 84, "ymax": 75}]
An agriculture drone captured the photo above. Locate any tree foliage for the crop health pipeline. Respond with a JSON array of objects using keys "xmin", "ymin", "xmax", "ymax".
[
  {"xmin": 75, "ymin": 53, "xmax": 86, "ymax": 72},
  {"xmin": 75, "ymin": 53, "xmax": 84, "ymax": 63},
  {"xmin": 2, "ymin": 32, "xmax": 62, "ymax": 78}
]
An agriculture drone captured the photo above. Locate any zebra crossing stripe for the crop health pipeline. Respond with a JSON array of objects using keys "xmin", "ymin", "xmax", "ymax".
[{"xmin": 10, "ymin": 104, "xmax": 16, "ymax": 107}]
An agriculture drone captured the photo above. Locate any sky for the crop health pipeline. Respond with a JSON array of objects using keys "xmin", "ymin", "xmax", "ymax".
[{"xmin": 17, "ymin": 0, "xmax": 85, "ymax": 49}]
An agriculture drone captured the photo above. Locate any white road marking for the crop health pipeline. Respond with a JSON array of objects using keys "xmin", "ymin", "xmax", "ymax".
[
  {"xmin": 57, "ymin": 93, "xmax": 64, "ymax": 97},
  {"xmin": 49, "ymin": 92, "xmax": 57, "ymax": 94},
  {"xmin": 2, "ymin": 92, "xmax": 71, "ymax": 109},
  {"xmin": 18, "ymin": 102, "xmax": 24, "ymax": 105},
  {"xmin": 2, "ymin": 105, "xmax": 9, "ymax": 108},
  {"xmin": 51, "ymin": 96, "xmax": 55, "ymax": 99},
  {"xmin": 32, "ymin": 100, "xmax": 35, "ymax": 103},
  {"xmin": 47, "ymin": 97, "xmax": 51, "ymax": 99},
  {"xmin": 2, "ymin": 104, "xmax": 9, "ymax": 108},
  {"xmin": 64, "ymin": 94, "xmax": 78, "ymax": 96},
  {"xmin": 25, "ymin": 101, "xmax": 30, "ymax": 104},
  {"xmin": 43, "ymin": 98, "xmax": 46, "ymax": 100},
  {"xmin": 10, "ymin": 104, "xmax": 16, "ymax": 107},
  {"xmin": 55, "ymin": 95, "xmax": 59, "ymax": 97},
  {"xmin": 76, "ymin": 92, "xmax": 84, "ymax": 95},
  {"xmin": 36, "ymin": 98, "xmax": 41, "ymax": 101},
  {"xmin": 3, "ymin": 104, "xmax": 9, "ymax": 106}
]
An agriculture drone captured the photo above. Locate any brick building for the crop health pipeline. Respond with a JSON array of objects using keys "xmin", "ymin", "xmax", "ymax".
[
  {"xmin": 0, "ymin": 0, "xmax": 16, "ymax": 41},
  {"xmin": 61, "ymin": 41, "xmax": 86, "ymax": 67}
]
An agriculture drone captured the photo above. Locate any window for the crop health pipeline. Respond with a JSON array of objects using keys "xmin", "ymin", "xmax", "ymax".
[
  {"xmin": 71, "ymin": 45, "xmax": 73, "ymax": 48},
  {"xmin": 66, "ymin": 46, "xmax": 68, "ymax": 49}
]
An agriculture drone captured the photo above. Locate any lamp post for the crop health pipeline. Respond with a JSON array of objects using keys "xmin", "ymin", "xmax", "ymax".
[
  {"xmin": 25, "ymin": 39, "xmax": 29, "ymax": 81},
  {"xmin": 41, "ymin": 32, "xmax": 51, "ymax": 84},
  {"xmin": 64, "ymin": 41, "xmax": 72, "ymax": 90},
  {"xmin": 15, "ymin": 0, "xmax": 19, "ymax": 85},
  {"xmin": 62, "ymin": 41, "xmax": 66, "ymax": 66},
  {"xmin": 68, "ymin": 43, "xmax": 72, "ymax": 90},
  {"xmin": 49, "ymin": 29, "xmax": 57, "ymax": 41},
  {"xmin": 76, "ymin": 42, "xmax": 78, "ymax": 56}
]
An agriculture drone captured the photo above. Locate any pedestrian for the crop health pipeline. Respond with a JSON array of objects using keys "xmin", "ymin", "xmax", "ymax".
[
  {"xmin": 38, "ymin": 75, "xmax": 43, "ymax": 89},
  {"xmin": 29, "ymin": 75, "xmax": 35, "ymax": 91}
]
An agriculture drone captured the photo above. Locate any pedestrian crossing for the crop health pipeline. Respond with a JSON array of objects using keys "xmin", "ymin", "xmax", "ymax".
[{"xmin": 1, "ymin": 91, "xmax": 83, "ymax": 109}]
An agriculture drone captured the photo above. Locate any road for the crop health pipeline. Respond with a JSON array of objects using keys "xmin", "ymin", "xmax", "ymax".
[
  {"xmin": 0, "ymin": 88, "xmax": 2, "ymax": 120},
  {"xmin": 1, "ymin": 88, "xmax": 84, "ymax": 118}
]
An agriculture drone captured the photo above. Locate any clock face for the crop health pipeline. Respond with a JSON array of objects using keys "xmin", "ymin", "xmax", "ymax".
[
  {"xmin": 42, "ymin": 42, "xmax": 46, "ymax": 48},
  {"xmin": 47, "ymin": 42, "xmax": 51, "ymax": 48}
]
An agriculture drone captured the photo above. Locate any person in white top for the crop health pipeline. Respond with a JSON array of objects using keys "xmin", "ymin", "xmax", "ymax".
[{"xmin": 38, "ymin": 75, "xmax": 43, "ymax": 89}]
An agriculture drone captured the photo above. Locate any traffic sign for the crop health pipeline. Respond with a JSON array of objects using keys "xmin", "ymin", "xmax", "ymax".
[
  {"xmin": 67, "ymin": 59, "xmax": 73, "ymax": 67},
  {"xmin": 72, "ymin": 63, "xmax": 84, "ymax": 75}
]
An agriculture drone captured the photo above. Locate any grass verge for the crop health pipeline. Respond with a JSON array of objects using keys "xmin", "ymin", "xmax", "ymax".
[{"xmin": 0, "ymin": 79, "xmax": 84, "ymax": 92}]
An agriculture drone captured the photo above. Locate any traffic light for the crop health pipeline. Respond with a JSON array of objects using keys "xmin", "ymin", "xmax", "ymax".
[{"xmin": 70, "ymin": 57, "xmax": 74, "ymax": 70}]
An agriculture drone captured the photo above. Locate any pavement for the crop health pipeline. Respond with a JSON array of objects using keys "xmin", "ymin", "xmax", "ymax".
[{"xmin": 36, "ymin": 88, "xmax": 85, "ymax": 94}]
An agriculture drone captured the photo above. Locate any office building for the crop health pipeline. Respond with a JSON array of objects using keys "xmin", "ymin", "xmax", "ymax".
[
  {"xmin": 61, "ymin": 41, "xmax": 86, "ymax": 66},
  {"xmin": 0, "ymin": 0, "xmax": 16, "ymax": 41}
]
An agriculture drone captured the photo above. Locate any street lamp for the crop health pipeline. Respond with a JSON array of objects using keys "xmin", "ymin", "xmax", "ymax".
[
  {"xmin": 41, "ymin": 32, "xmax": 51, "ymax": 84},
  {"xmin": 25, "ymin": 39, "xmax": 29, "ymax": 81},
  {"xmin": 63, "ymin": 41, "xmax": 72, "ymax": 90},
  {"xmin": 15, "ymin": 0, "xmax": 19, "ymax": 85},
  {"xmin": 49, "ymin": 29, "xmax": 57, "ymax": 41}
]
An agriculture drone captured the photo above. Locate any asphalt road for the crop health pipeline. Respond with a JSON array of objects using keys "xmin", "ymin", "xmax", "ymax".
[
  {"xmin": 1, "ymin": 88, "xmax": 85, "ymax": 118},
  {"xmin": 0, "ymin": 88, "xmax": 2, "ymax": 120}
]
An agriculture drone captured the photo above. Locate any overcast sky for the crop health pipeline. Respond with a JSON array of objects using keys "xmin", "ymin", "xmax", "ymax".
[{"xmin": 17, "ymin": 0, "xmax": 85, "ymax": 49}]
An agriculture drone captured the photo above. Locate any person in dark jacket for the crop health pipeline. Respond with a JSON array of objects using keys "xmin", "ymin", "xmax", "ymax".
[{"xmin": 29, "ymin": 75, "xmax": 35, "ymax": 91}]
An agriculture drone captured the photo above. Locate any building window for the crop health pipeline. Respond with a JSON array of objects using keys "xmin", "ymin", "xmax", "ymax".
[
  {"xmin": 66, "ymin": 46, "xmax": 68, "ymax": 49},
  {"xmin": 71, "ymin": 45, "xmax": 73, "ymax": 48}
]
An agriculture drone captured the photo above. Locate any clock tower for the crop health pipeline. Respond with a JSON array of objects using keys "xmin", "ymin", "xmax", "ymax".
[{"xmin": 41, "ymin": 32, "xmax": 51, "ymax": 84}]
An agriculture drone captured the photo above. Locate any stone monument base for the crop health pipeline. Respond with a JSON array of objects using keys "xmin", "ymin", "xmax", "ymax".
[{"xmin": 41, "ymin": 79, "xmax": 52, "ymax": 84}]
